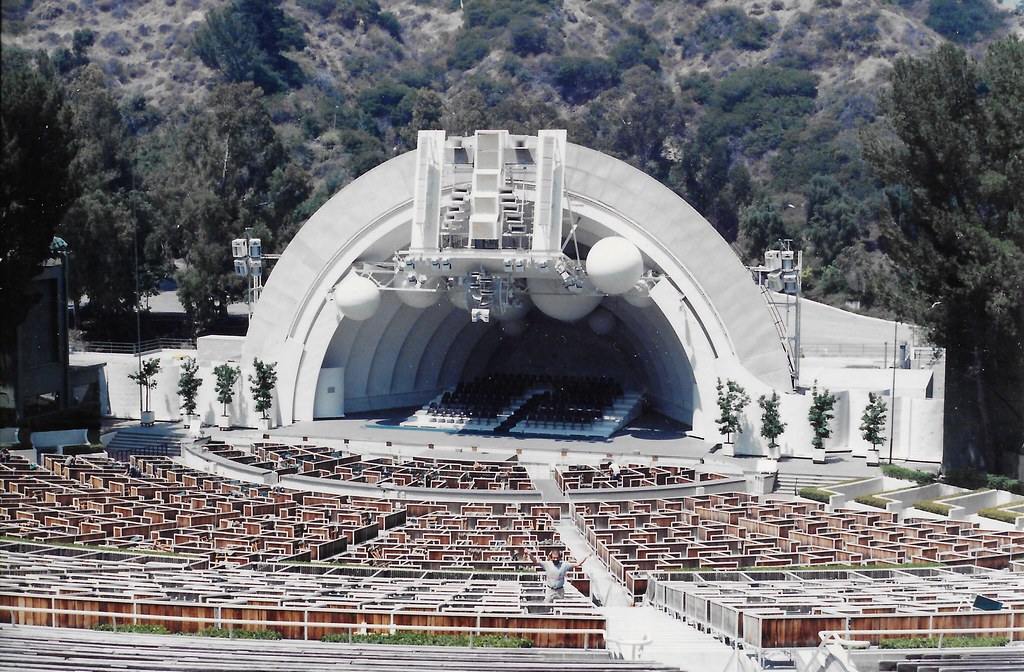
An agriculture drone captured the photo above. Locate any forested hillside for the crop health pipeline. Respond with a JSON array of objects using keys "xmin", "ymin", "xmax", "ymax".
[{"xmin": 2, "ymin": 0, "xmax": 1021, "ymax": 333}]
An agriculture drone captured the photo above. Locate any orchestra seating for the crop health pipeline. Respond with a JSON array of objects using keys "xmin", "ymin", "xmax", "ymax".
[
  {"xmin": 401, "ymin": 373, "xmax": 639, "ymax": 437},
  {"xmin": 0, "ymin": 625, "xmax": 681, "ymax": 672},
  {"xmin": 226, "ymin": 441, "xmax": 532, "ymax": 491},
  {"xmin": 645, "ymin": 565, "xmax": 1024, "ymax": 649},
  {"xmin": 570, "ymin": 493, "xmax": 1024, "ymax": 595},
  {"xmin": 556, "ymin": 464, "xmax": 726, "ymax": 491}
]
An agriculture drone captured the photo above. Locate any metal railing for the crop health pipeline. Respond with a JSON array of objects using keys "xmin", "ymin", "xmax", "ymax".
[
  {"xmin": 73, "ymin": 338, "xmax": 196, "ymax": 355},
  {"xmin": 2, "ymin": 604, "xmax": 606, "ymax": 649}
]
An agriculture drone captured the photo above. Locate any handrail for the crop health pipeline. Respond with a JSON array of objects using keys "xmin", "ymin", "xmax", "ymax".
[
  {"xmin": 73, "ymin": 338, "xmax": 197, "ymax": 355},
  {"xmin": 2, "ymin": 604, "xmax": 606, "ymax": 649}
]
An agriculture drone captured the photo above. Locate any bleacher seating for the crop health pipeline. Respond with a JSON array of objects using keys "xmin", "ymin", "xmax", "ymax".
[
  {"xmin": 556, "ymin": 464, "xmax": 725, "ymax": 491},
  {"xmin": 570, "ymin": 493, "xmax": 1024, "ymax": 595},
  {"xmin": 878, "ymin": 650, "xmax": 1024, "ymax": 671},
  {"xmin": 0, "ymin": 625, "xmax": 682, "ymax": 672},
  {"xmin": 645, "ymin": 565, "xmax": 1024, "ymax": 649}
]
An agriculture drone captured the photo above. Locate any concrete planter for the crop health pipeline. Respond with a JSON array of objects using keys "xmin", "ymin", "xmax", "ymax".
[
  {"xmin": 866, "ymin": 448, "xmax": 880, "ymax": 466},
  {"xmin": 257, "ymin": 417, "xmax": 272, "ymax": 432},
  {"xmin": 185, "ymin": 415, "xmax": 203, "ymax": 437},
  {"xmin": 218, "ymin": 415, "xmax": 231, "ymax": 430},
  {"xmin": 140, "ymin": 410, "xmax": 155, "ymax": 426},
  {"xmin": 813, "ymin": 447, "xmax": 827, "ymax": 464}
]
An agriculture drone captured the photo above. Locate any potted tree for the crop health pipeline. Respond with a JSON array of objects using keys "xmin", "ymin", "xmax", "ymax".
[
  {"xmin": 808, "ymin": 383, "xmax": 838, "ymax": 464},
  {"xmin": 177, "ymin": 357, "xmax": 203, "ymax": 436},
  {"xmin": 860, "ymin": 392, "xmax": 888, "ymax": 466},
  {"xmin": 758, "ymin": 391, "xmax": 786, "ymax": 461},
  {"xmin": 248, "ymin": 358, "xmax": 277, "ymax": 431},
  {"xmin": 128, "ymin": 358, "xmax": 161, "ymax": 425},
  {"xmin": 213, "ymin": 363, "xmax": 240, "ymax": 430},
  {"xmin": 715, "ymin": 378, "xmax": 749, "ymax": 457}
]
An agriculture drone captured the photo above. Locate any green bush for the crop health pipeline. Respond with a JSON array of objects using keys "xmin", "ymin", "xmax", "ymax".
[
  {"xmin": 63, "ymin": 444, "xmax": 105, "ymax": 457},
  {"xmin": 193, "ymin": 627, "xmax": 282, "ymax": 639},
  {"xmin": 93, "ymin": 623, "xmax": 170, "ymax": 634},
  {"xmin": 798, "ymin": 487, "xmax": 833, "ymax": 503},
  {"xmin": 925, "ymin": 0, "xmax": 1004, "ymax": 44},
  {"xmin": 321, "ymin": 632, "xmax": 532, "ymax": 647},
  {"xmin": 914, "ymin": 499, "xmax": 951, "ymax": 516},
  {"xmin": 881, "ymin": 464, "xmax": 937, "ymax": 486},
  {"xmin": 854, "ymin": 495, "xmax": 891, "ymax": 509},
  {"xmin": 879, "ymin": 635, "xmax": 1008, "ymax": 649},
  {"xmin": 977, "ymin": 506, "xmax": 1023, "ymax": 524}
]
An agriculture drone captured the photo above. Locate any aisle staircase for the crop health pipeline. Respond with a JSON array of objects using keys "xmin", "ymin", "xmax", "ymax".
[{"xmin": 104, "ymin": 425, "xmax": 187, "ymax": 461}]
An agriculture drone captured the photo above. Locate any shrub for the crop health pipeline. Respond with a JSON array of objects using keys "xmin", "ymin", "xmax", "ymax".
[
  {"xmin": 879, "ymin": 636, "xmax": 1008, "ymax": 649},
  {"xmin": 798, "ymin": 487, "xmax": 833, "ymax": 503},
  {"xmin": 977, "ymin": 506, "xmax": 1022, "ymax": 524},
  {"xmin": 550, "ymin": 56, "xmax": 618, "ymax": 104},
  {"xmin": 63, "ymin": 444, "xmax": 105, "ymax": 456},
  {"xmin": 925, "ymin": 0, "xmax": 1004, "ymax": 44},
  {"xmin": 321, "ymin": 632, "xmax": 532, "ymax": 647},
  {"xmin": 93, "ymin": 623, "xmax": 171, "ymax": 634},
  {"xmin": 194, "ymin": 627, "xmax": 282, "ymax": 639},
  {"xmin": 854, "ymin": 495, "xmax": 890, "ymax": 509},
  {"xmin": 881, "ymin": 464, "xmax": 936, "ymax": 486},
  {"xmin": 914, "ymin": 499, "xmax": 951, "ymax": 516}
]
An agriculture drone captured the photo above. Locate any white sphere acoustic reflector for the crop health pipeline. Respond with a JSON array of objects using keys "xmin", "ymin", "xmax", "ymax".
[
  {"xmin": 623, "ymin": 285, "xmax": 654, "ymax": 308},
  {"xmin": 398, "ymin": 278, "xmax": 441, "ymax": 308},
  {"xmin": 586, "ymin": 236, "xmax": 644, "ymax": 295},
  {"xmin": 529, "ymin": 279, "xmax": 602, "ymax": 323},
  {"xmin": 448, "ymin": 285, "xmax": 470, "ymax": 311},
  {"xmin": 332, "ymin": 274, "xmax": 381, "ymax": 321},
  {"xmin": 587, "ymin": 307, "xmax": 617, "ymax": 335}
]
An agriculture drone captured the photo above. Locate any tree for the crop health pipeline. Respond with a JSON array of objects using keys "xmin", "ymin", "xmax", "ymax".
[
  {"xmin": 808, "ymin": 383, "xmax": 838, "ymax": 451},
  {"xmin": 128, "ymin": 358, "xmax": 161, "ymax": 414},
  {"xmin": 248, "ymin": 358, "xmax": 277, "ymax": 420},
  {"xmin": 715, "ymin": 378, "xmax": 750, "ymax": 443},
  {"xmin": 192, "ymin": 0, "xmax": 306, "ymax": 94},
  {"xmin": 864, "ymin": 37, "xmax": 1024, "ymax": 473},
  {"xmin": 177, "ymin": 357, "xmax": 203, "ymax": 416},
  {"xmin": 740, "ymin": 199, "xmax": 789, "ymax": 261},
  {"xmin": 0, "ymin": 48, "xmax": 76, "ymax": 331},
  {"xmin": 160, "ymin": 83, "xmax": 306, "ymax": 328},
  {"xmin": 758, "ymin": 391, "xmax": 786, "ymax": 453},
  {"xmin": 860, "ymin": 392, "xmax": 888, "ymax": 453},
  {"xmin": 213, "ymin": 364, "xmax": 240, "ymax": 417}
]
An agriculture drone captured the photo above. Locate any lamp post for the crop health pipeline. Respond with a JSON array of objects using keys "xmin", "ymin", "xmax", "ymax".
[
  {"xmin": 231, "ymin": 229, "xmax": 262, "ymax": 324},
  {"xmin": 888, "ymin": 318, "xmax": 898, "ymax": 465}
]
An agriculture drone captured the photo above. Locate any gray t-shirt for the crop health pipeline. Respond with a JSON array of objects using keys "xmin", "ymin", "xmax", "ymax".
[{"xmin": 540, "ymin": 560, "xmax": 572, "ymax": 589}]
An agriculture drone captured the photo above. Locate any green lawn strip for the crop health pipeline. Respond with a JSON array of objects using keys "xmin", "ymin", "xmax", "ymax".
[
  {"xmin": 665, "ymin": 561, "xmax": 943, "ymax": 573},
  {"xmin": 321, "ymin": 632, "xmax": 533, "ymax": 647},
  {"xmin": 879, "ymin": 636, "xmax": 1008, "ymax": 649},
  {"xmin": 913, "ymin": 488, "xmax": 991, "ymax": 516},
  {"xmin": 977, "ymin": 504, "xmax": 1024, "ymax": 524},
  {"xmin": 881, "ymin": 465, "xmax": 937, "ymax": 486},
  {"xmin": 0, "ymin": 535, "xmax": 195, "ymax": 559}
]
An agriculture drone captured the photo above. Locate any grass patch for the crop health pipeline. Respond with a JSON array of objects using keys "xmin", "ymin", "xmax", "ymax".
[
  {"xmin": 93, "ymin": 623, "xmax": 170, "ymax": 634},
  {"xmin": 882, "ymin": 465, "xmax": 936, "ymax": 485},
  {"xmin": 977, "ymin": 506, "xmax": 1023, "ymax": 524},
  {"xmin": 321, "ymin": 632, "xmax": 533, "ymax": 647},
  {"xmin": 798, "ymin": 487, "xmax": 833, "ymax": 503},
  {"xmin": 879, "ymin": 635, "xmax": 1008, "ymax": 649},
  {"xmin": 0, "ymin": 535, "xmax": 193, "ymax": 559}
]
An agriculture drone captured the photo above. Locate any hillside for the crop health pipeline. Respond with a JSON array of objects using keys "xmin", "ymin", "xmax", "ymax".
[{"xmin": 2, "ymin": 0, "xmax": 1021, "ymax": 327}]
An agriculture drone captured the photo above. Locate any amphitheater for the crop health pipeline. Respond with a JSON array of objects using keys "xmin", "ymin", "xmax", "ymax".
[{"xmin": 4, "ymin": 131, "xmax": 1023, "ymax": 671}]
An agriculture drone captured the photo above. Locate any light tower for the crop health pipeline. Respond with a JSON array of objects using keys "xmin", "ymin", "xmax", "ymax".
[
  {"xmin": 750, "ymin": 239, "xmax": 802, "ymax": 386},
  {"xmin": 231, "ymin": 228, "xmax": 262, "ymax": 323}
]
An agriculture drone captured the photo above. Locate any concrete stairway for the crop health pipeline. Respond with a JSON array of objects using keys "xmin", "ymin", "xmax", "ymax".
[{"xmin": 105, "ymin": 425, "xmax": 187, "ymax": 461}]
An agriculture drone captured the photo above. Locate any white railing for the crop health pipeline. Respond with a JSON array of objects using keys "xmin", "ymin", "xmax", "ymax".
[{"xmin": 2, "ymin": 604, "xmax": 606, "ymax": 650}]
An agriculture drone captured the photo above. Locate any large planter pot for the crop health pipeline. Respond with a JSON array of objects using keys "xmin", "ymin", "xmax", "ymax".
[
  {"xmin": 140, "ymin": 410, "xmax": 155, "ymax": 426},
  {"xmin": 866, "ymin": 448, "xmax": 880, "ymax": 466},
  {"xmin": 257, "ymin": 417, "xmax": 272, "ymax": 432},
  {"xmin": 218, "ymin": 415, "xmax": 231, "ymax": 430},
  {"xmin": 185, "ymin": 414, "xmax": 203, "ymax": 437},
  {"xmin": 719, "ymin": 442, "xmax": 735, "ymax": 458},
  {"xmin": 813, "ymin": 447, "xmax": 827, "ymax": 464}
]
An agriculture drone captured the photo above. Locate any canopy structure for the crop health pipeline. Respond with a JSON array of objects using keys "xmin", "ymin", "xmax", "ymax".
[{"xmin": 242, "ymin": 130, "xmax": 792, "ymax": 441}]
